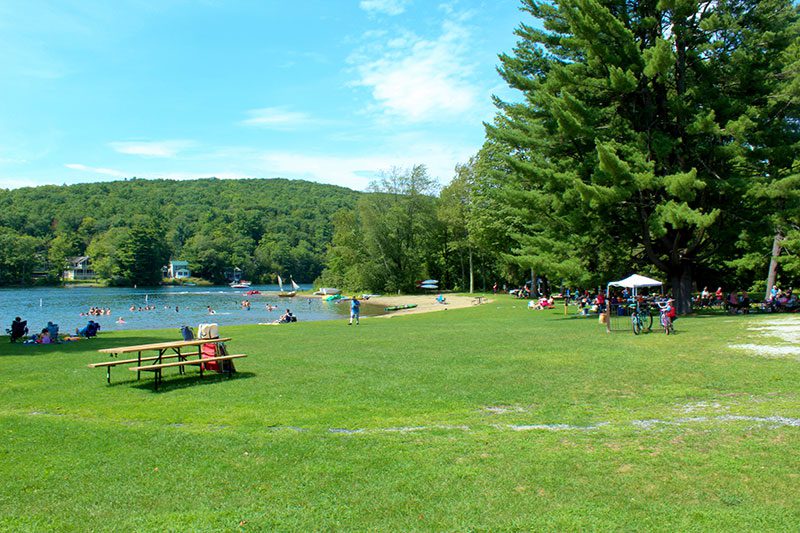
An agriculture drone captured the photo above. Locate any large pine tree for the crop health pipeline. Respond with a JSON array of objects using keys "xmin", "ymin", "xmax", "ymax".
[{"xmin": 487, "ymin": 0, "xmax": 800, "ymax": 312}]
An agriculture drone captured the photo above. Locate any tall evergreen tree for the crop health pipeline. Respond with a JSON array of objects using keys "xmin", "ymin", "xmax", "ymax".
[
  {"xmin": 488, "ymin": 0, "xmax": 800, "ymax": 311},
  {"xmin": 117, "ymin": 220, "xmax": 170, "ymax": 286}
]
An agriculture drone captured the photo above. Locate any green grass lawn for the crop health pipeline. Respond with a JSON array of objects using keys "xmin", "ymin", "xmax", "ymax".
[{"xmin": 1, "ymin": 297, "xmax": 799, "ymax": 531}]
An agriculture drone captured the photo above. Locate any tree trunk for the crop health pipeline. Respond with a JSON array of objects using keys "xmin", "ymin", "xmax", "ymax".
[
  {"xmin": 531, "ymin": 268, "xmax": 537, "ymax": 297},
  {"xmin": 669, "ymin": 262, "xmax": 694, "ymax": 315},
  {"xmin": 468, "ymin": 247, "xmax": 474, "ymax": 294},
  {"xmin": 765, "ymin": 230, "xmax": 782, "ymax": 300},
  {"xmin": 459, "ymin": 249, "xmax": 466, "ymax": 292}
]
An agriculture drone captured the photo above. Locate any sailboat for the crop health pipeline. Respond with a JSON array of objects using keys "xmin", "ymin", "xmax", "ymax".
[{"xmin": 277, "ymin": 275, "xmax": 298, "ymax": 297}]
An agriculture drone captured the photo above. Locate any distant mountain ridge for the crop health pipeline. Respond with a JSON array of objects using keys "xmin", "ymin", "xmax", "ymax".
[{"xmin": 0, "ymin": 177, "xmax": 361, "ymax": 285}]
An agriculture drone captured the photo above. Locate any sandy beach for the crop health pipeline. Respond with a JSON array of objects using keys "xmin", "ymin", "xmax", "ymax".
[{"xmin": 364, "ymin": 293, "xmax": 489, "ymax": 317}]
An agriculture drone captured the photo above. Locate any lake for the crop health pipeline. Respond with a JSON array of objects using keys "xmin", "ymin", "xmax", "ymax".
[{"xmin": 0, "ymin": 285, "xmax": 380, "ymax": 335}]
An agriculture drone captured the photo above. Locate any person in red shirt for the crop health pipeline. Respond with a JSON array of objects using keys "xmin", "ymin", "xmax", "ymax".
[
  {"xmin": 665, "ymin": 298, "xmax": 677, "ymax": 323},
  {"xmin": 596, "ymin": 292, "xmax": 606, "ymax": 312}
]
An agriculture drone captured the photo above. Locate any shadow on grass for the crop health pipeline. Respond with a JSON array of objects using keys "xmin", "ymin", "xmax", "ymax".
[
  {"xmin": 0, "ymin": 333, "xmax": 186, "ymax": 357},
  {"xmin": 548, "ymin": 313, "xmax": 602, "ymax": 322},
  {"xmin": 128, "ymin": 371, "xmax": 257, "ymax": 393}
]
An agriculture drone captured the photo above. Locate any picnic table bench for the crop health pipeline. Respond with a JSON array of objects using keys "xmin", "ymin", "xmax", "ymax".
[
  {"xmin": 89, "ymin": 337, "xmax": 243, "ymax": 389},
  {"xmin": 130, "ymin": 353, "xmax": 247, "ymax": 390}
]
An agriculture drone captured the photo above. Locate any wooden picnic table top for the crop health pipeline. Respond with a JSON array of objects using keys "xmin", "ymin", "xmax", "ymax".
[{"xmin": 98, "ymin": 337, "xmax": 232, "ymax": 355}]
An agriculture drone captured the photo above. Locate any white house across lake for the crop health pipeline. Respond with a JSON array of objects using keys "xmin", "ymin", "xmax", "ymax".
[
  {"xmin": 63, "ymin": 256, "xmax": 94, "ymax": 280},
  {"xmin": 168, "ymin": 260, "xmax": 191, "ymax": 279}
]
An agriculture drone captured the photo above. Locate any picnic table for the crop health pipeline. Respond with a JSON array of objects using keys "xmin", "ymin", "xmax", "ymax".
[{"xmin": 89, "ymin": 337, "xmax": 246, "ymax": 390}]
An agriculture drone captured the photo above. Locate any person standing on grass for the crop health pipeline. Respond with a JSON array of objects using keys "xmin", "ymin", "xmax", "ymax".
[{"xmin": 349, "ymin": 296, "xmax": 360, "ymax": 325}]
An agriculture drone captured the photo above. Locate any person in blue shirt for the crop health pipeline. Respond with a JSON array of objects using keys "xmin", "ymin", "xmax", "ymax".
[
  {"xmin": 349, "ymin": 297, "xmax": 360, "ymax": 326},
  {"xmin": 77, "ymin": 320, "xmax": 100, "ymax": 337},
  {"xmin": 46, "ymin": 321, "xmax": 59, "ymax": 341}
]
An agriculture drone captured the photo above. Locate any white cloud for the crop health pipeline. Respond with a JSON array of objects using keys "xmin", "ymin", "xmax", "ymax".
[
  {"xmin": 109, "ymin": 140, "xmax": 195, "ymax": 158},
  {"xmin": 241, "ymin": 107, "xmax": 316, "ymax": 129},
  {"xmin": 64, "ymin": 163, "xmax": 129, "ymax": 178},
  {"xmin": 359, "ymin": 0, "xmax": 409, "ymax": 16},
  {"xmin": 255, "ymin": 142, "xmax": 470, "ymax": 190},
  {"xmin": 39, "ymin": 136, "xmax": 475, "ymax": 191},
  {"xmin": 0, "ymin": 176, "xmax": 41, "ymax": 189},
  {"xmin": 350, "ymin": 15, "xmax": 480, "ymax": 122}
]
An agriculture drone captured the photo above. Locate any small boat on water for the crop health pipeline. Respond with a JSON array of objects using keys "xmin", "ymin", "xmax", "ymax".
[
  {"xmin": 230, "ymin": 280, "xmax": 252, "ymax": 289},
  {"xmin": 245, "ymin": 290, "xmax": 261, "ymax": 295},
  {"xmin": 277, "ymin": 275, "xmax": 298, "ymax": 297}
]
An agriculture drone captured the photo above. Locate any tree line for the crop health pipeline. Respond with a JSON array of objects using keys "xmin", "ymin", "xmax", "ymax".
[{"xmin": 0, "ymin": 178, "xmax": 359, "ymax": 286}]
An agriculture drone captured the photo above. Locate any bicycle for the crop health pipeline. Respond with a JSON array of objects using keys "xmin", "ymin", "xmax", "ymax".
[{"xmin": 628, "ymin": 302, "xmax": 653, "ymax": 335}]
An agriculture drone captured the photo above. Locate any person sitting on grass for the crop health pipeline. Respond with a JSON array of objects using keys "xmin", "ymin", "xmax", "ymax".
[
  {"xmin": 739, "ymin": 291, "xmax": 751, "ymax": 314},
  {"xmin": 37, "ymin": 329, "xmax": 52, "ymax": 344},
  {"xmin": 46, "ymin": 321, "xmax": 59, "ymax": 342},
  {"xmin": 77, "ymin": 320, "xmax": 100, "ymax": 338},
  {"xmin": 275, "ymin": 309, "xmax": 296, "ymax": 324},
  {"xmin": 10, "ymin": 317, "xmax": 28, "ymax": 343}
]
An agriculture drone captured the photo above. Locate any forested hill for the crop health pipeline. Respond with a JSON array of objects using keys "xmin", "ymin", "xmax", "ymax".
[{"xmin": 0, "ymin": 178, "xmax": 360, "ymax": 285}]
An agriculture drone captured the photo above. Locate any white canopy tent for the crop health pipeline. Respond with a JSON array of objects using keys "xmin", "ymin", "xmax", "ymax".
[{"xmin": 606, "ymin": 274, "xmax": 663, "ymax": 298}]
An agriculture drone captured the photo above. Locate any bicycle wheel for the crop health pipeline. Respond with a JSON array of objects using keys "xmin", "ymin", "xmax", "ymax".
[
  {"xmin": 632, "ymin": 316, "xmax": 641, "ymax": 335},
  {"xmin": 645, "ymin": 311, "xmax": 654, "ymax": 331}
]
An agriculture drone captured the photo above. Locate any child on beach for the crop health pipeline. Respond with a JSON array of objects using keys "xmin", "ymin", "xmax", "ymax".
[{"xmin": 349, "ymin": 297, "xmax": 360, "ymax": 325}]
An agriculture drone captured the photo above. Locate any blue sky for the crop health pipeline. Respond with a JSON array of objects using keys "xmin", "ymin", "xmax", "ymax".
[{"xmin": 0, "ymin": 1, "xmax": 523, "ymax": 191}]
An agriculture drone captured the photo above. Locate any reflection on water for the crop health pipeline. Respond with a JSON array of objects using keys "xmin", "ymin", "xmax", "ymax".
[{"xmin": 0, "ymin": 285, "xmax": 380, "ymax": 334}]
